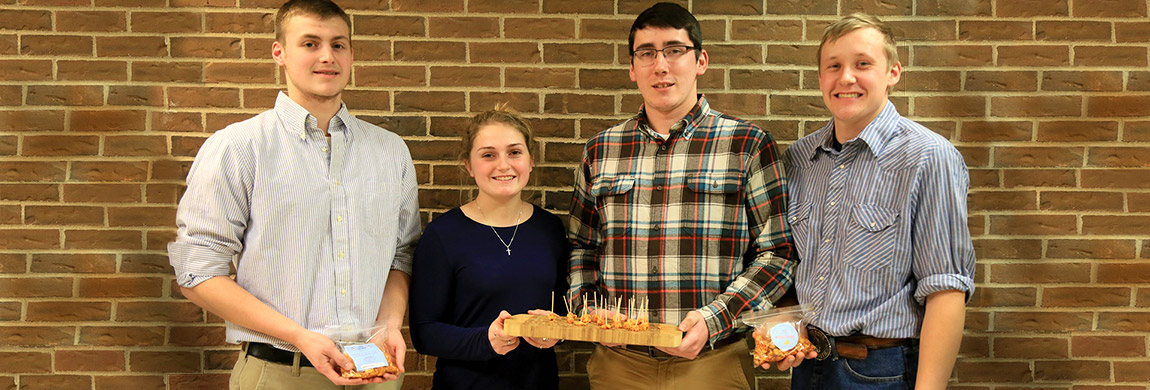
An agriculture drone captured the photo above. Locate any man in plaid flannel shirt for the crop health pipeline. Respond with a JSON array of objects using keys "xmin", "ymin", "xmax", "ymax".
[{"xmin": 566, "ymin": 3, "xmax": 797, "ymax": 389}]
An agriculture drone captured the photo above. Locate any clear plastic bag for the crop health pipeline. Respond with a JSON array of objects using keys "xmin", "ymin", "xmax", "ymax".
[
  {"xmin": 739, "ymin": 305, "xmax": 815, "ymax": 366},
  {"xmin": 322, "ymin": 324, "xmax": 399, "ymax": 378}
]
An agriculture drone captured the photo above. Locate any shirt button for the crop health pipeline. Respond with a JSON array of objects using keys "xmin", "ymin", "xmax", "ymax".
[
  {"xmin": 829, "ymin": 201, "xmax": 836, "ymax": 206},
  {"xmin": 870, "ymin": 222, "xmax": 876, "ymax": 227},
  {"xmin": 656, "ymin": 185, "xmax": 663, "ymax": 190},
  {"xmin": 334, "ymin": 180, "xmax": 340, "ymax": 185},
  {"xmin": 839, "ymin": 164, "xmax": 845, "ymax": 169},
  {"xmin": 341, "ymin": 289, "xmax": 347, "ymax": 295},
  {"xmin": 653, "ymin": 224, "xmax": 660, "ymax": 231},
  {"xmin": 819, "ymin": 276, "xmax": 825, "ymax": 281},
  {"xmin": 339, "ymin": 252, "xmax": 346, "ymax": 258},
  {"xmin": 659, "ymin": 145, "xmax": 667, "ymax": 151},
  {"xmin": 322, "ymin": 147, "xmax": 328, "ymax": 153},
  {"xmin": 712, "ymin": 181, "xmax": 719, "ymax": 188},
  {"xmin": 337, "ymin": 215, "xmax": 343, "ymax": 222},
  {"xmin": 824, "ymin": 239, "xmax": 830, "ymax": 243}
]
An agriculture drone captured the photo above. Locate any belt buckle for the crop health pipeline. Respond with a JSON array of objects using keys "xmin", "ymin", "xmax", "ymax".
[{"xmin": 805, "ymin": 325, "xmax": 832, "ymax": 361}]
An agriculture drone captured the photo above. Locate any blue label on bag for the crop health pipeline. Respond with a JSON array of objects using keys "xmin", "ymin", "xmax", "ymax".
[
  {"xmin": 769, "ymin": 323, "xmax": 799, "ymax": 351},
  {"xmin": 345, "ymin": 343, "xmax": 389, "ymax": 371}
]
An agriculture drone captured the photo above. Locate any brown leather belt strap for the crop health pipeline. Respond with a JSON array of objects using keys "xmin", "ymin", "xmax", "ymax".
[{"xmin": 834, "ymin": 335, "xmax": 913, "ymax": 360}]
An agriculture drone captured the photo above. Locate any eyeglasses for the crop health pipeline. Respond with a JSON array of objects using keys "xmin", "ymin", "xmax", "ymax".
[{"xmin": 631, "ymin": 45, "xmax": 696, "ymax": 65}]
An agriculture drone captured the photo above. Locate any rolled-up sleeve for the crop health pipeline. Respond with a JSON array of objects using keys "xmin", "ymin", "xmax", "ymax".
[
  {"xmin": 389, "ymin": 143, "xmax": 420, "ymax": 275},
  {"xmin": 911, "ymin": 145, "xmax": 976, "ymax": 304},
  {"xmin": 168, "ymin": 131, "xmax": 253, "ymax": 288}
]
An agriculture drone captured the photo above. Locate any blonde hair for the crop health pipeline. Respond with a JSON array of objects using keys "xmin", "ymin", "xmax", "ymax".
[
  {"xmin": 817, "ymin": 13, "xmax": 899, "ymax": 71},
  {"xmin": 459, "ymin": 103, "xmax": 537, "ymax": 162}
]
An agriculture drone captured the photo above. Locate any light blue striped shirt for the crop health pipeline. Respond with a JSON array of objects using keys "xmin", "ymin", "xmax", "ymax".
[
  {"xmin": 168, "ymin": 92, "xmax": 420, "ymax": 351},
  {"xmin": 783, "ymin": 102, "xmax": 975, "ymax": 339}
]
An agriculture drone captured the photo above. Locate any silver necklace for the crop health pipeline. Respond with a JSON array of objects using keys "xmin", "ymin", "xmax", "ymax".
[{"xmin": 475, "ymin": 202, "xmax": 522, "ymax": 256}]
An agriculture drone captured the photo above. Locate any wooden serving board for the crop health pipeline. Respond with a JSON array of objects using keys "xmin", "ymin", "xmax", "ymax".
[{"xmin": 503, "ymin": 314, "xmax": 683, "ymax": 348}]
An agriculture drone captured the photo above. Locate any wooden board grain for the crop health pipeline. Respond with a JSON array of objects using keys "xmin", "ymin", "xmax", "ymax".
[{"xmin": 503, "ymin": 314, "xmax": 683, "ymax": 347}]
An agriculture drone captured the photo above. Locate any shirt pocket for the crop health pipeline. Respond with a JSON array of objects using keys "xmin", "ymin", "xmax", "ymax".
[
  {"xmin": 786, "ymin": 201, "xmax": 813, "ymax": 260},
  {"xmin": 589, "ymin": 175, "xmax": 635, "ymax": 232},
  {"xmin": 841, "ymin": 204, "xmax": 900, "ymax": 272},
  {"xmin": 686, "ymin": 173, "xmax": 742, "ymax": 245}
]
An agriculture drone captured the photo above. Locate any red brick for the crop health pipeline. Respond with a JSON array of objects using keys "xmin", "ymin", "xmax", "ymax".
[
  {"xmin": 767, "ymin": 0, "xmax": 835, "ymax": 14},
  {"xmin": 1088, "ymin": 147, "xmax": 1150, "ymax": 167},
  {"xmin": 0, "ymin": 9, "xmax": 51, "ymax": 30},
  {"xmin": 998, "ymin": 45, "xmax": 1071, "ymax": 67},
  {"xmin": 959, "ymin": 121, "xmax": 1032, "ymax": 142},
  {"xmin": 989, "ymin": 263, "xmax": 1090, "ymax": 283},
  {"xmin": 578, "ymin": 19, "xmax": 631, "ymax": 40},
  {"xmin": 0, "ymin": 254, "xmax": 23, "ymax": 274},
  {"xmin": 960, "ymin": 20, "xmax": 1032, "ymax": 40},
  {"xmin": 429, "ymin": 66, "xmax": 500, "ymax": 88},
  {"xmin": 391, "ymin": 0, "xmax": 461, "ymax": 11},
  {"xmin": 1090, "ymin": 96, "xmax": 1150, "ymax": 117},
  {"xmin": 730, "ymin": 19, "xmax": 802, "ymax": 41},
  {"xmin": 26, "ymin": 85, "xmax": 104, "ymax": 107},
  {"xmin": 955, "ymin": 361, "xmax": 1033, "ymax": 383},
  {"xmin": 1098, "ymin": 312, "xmax": 1150, "ymax": 332},
  {"xmin": 103, "ymin": 135, "xmax": 167, "ymax": 157},
  {"xmin": 1035, "ymin": 360, "xmax": 1111, "ymax": 381},
  {"xmin": 106, "ymin": 86, "xmax": 163, "ymax": 107},
  {"xmin": 1083, "ymin": 216, "xmax": 1150, "ymax": 235},
  {"xmin": 911, "ymin": 96, "xmax": 984, "ymax": 117},
  {"xmin": 70, "ymin": 161, "xmax": 149, "ymax": 182},
  {"xmin": 1072, "ymin": 336, "xmax": 1147, "ymax": 358},
  {"xmin": 205, "ymin": 349, "xmax": 239, "ymax": 370},
  {"xmin": 995, "ymin": 311, "xmax": 1094, "ymax": 332},
  {"xmin": 1037, "ymin": 121, "xmax": 1119, "ymax": 142},
  {"xmin": 132, "ymin": 61, "xmax": 203, "ymax": 83},
  {"xmin": 241, "ymin": 89, "xmax": 278, "ymax": 109},
  {"xmin": 117, "ymin": 301, "xmax": 203, "ymax": 322},
  {"xmin": 78, "ymin": 277, "xmax": 163, "ymax": 298},
  {"xmin": 129, "ymin": 351, "xmax": 201, "ymax": 373},
  {"xmin": 770, "ymin": 95, "xmax": 825, "ymax": 116},
  {"xmin": 243, "ymin": 37, "xmax": 274, "ymax": 59},
  {"xmin": 1074, "ymin": 0, "xmax": 1147, "ymax": 16},
  {"xmin": 169, "ymin": 326, "xmax": 227, "ymax": 346},
  {"xmin": 0, "ymin": 60, "xmax": 52, "ymax": 81},
  {"xmin": 0, "ymin": 352, "xmax": 51, "ymax": 373},
  {"xmin": 505, "ymin": 18, "xmax": 574, "ymax": 39},
  {"xmin": 0, "ymin": 229, "xmax": 61, "ymax": 250},
  {"xmin": 56, "ymin": 350, "xmax": 125, "ymax": 372},
  {"xmin": 62, "ymin": 184, "xmax": 142, "ymax": 203},
  {"xmin": 1041, "ymin": 191, "xmax": 1125, "ymax": 211},
  {"xmin": 205, "ymin": 62, "xmax": 275, "ymax": 84},
  {"xmin": 131, "ymin": 11, "xmax": 201, "ymax": 33},
  {"xmin": 0, "ymin": 184, "xmax": 58, "ymax": 202},
  {"xmin": 1099, "ymin": 263, "xmax": 1150, "ymax": 283},
  {"xmin": 154, "ymin": 112, "xmax": 204, "ymax": 133},
  {"xmin": 20, "ymin": 35, "xmax": 92, "ymax": 56},
  {"xmin": 542, "ymin": 0, "xmax": 611, "ymax": 13},
  {"xmin": 968, "ymin": 190, "xmax": 1036, "ymax": 211},
  {"xmin": 0, "ymin": 326, "xmax": 74, "ymax": 346},
  {"xmin": 468, "ymin": 0, "xmax": 537, "ymax": 12},
  {"xmin": 171, "ymin": 37, "xmax": 242, "ymax": 58},
  {"xmin": 21, "ymin": 135, "xmax": 100, "ymax": 157},
  {"xmin": 70, "ymin": 110, "xmax": 146, "ymax": 132},
  {"xmin": 19, "ymin": 375, "xmax": 91, "ymax": 390},
  {"xmin": 95, "ymin": 36, "xmax": 167, "ymax": 57},
  {"xmin": 1114, "ymin": 361, "xmax": 1150, "ymax": 382},
  {"xmin": 393, "ymin": 91, "xmax": 465, "ymax": 113},
  {"xmin": 470, "ymin": 42, "xmax": 542, "ymax": 64},
  {"xmin": 24, "ymin": 205, "xmax": 103, "ymax": 226},
  {"xmin": 168, "ymin": 87, "xmax": 241, "ymax": 109},
  {"xmin": 1037, "ymin": 21, "xmax": 1112, "ymax": 41},
  {"xmin": 94, "ymin": 376, "xmax": 166, "ymax": 390},
  {"xmin": 998, "ymin": 0, "xmax": 1068, "ymax": 16},
  {"xmin": 1081, "ymin": 169, "xmax": 1150, "ymax": 189},
  {"xmin": 63, "ymin": 229, "xmax": 141, "ymax": 250},
  {"xmin": 969, "ymin": 287, "xmax": 1037, "ymax": 307},
  {"xmin": 169, "ymin": 374, "xmax": 232, "ymax": 390},
  {"xmin": 543, "ymin": 43, "xmax": 614, "ymax": 64},
  {"xmin": 1043, "ymin": 71, "xmax": 1123, "ymax": 92},
  {"xmin": 352, "ymin": 15, "xmax": 423, "ymax": 37},
  {"xmin": 151, "ymin": 160, "xmax": 194, "ymax": 181},
  {"xmin": 1043, "ymin": 287, "xmax": 1131, "ymax": 307},
  {"xmin": 1076, "ymin": 46, "xmax": 1147, "ymax": 67},
  {"xmin": 78, "ymin": 326, "xmax": 165, "ymax": 346},
  {"xmin": 1, "ymin": 111, "xmax": 65, "ymax": 132},
  {"xmin": 205, "ymin": 12, "xmax": 273, "ymax": 34},
  {"xmin": 429, "ymin": 17, "xmax": 498, "ymax": 38},
  {"xmin": 145, "ymin": 183, "xmax": 183, "ymax": 205},
  {"xmin": 1117, "ymin": 22, "xmax": 1150, "ymax": 43},
  {"xmin": 995, "ymin": 147, "xmax": 1084, "ymax": 168},
  {"xmin": 912, "ymin": 45, "xmax": 992, "ymax": 67},
  {"xmin": 469, "ymin": 92, "xmax": 540, "ymax": 113},
  {"xmin": 0, "ymin": 85, "xmax": 18, "ymax": 106},
  {"xmin": 1002, "ymin": 169, "xmax": 1075, "ymax": 188},
  {"xmin": 394, "ymin": 41, "xmax": 465, "ymax": 62},
  {"xmin": 544, "ymin": 94, "xmax": 615, "ymax": 115},
  {"xmin": 30, "ymin": 253, "xmax": 116, "ymax": 274},
  {"xmin": 27, "ymin": 301, "xmax": 112, "ymax": 321},
  {"xmin": 995, "ymin": 337, "xmax": 1069, "ymax": 359}
]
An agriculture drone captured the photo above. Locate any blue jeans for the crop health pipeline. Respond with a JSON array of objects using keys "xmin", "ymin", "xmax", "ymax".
[{"xmin": 791, "ymin": 341, "xmax": 918, "ymax": 390}]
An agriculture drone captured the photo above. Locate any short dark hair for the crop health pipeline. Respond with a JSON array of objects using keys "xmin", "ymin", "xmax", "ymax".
[
  {"xmin": 275, "ymin": 0, "xmax": 352, "ymax": 42},
  {"xmin": 628, "ymin": 2, "xmax": 702, "ymax": 55}
]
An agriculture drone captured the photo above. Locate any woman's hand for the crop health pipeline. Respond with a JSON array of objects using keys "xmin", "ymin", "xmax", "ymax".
[{"xmin": 488, "ymin": 310, "xmax": 520, "ymax": 354}]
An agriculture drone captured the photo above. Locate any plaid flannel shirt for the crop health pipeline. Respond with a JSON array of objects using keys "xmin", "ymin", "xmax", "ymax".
[{"xmin": 567, "ymin": 96, "xmax": 796, "ymax": 344}]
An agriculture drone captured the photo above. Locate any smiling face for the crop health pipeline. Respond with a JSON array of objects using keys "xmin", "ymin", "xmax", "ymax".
[
  {"xmin": 466, "ymin": 123, "xmax": 534, "ymax": 201},
  {"xmin": 629, "ymin": 27, "xmax": 708, "ymax": 121},
  {"xmin": 272, "ymin": 13, "xmax": 352, "ymax": 105},
  {"xmin": 818, "ymin": 27, "xmax": 902, "ymax": 136}
]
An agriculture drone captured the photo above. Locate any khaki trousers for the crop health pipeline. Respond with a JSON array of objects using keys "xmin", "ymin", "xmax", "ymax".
[
  {"xmin": 229, "ymin": 350, "xmax": 403, "ymax": 390},
  {"xmin": 587, "ymin": 340, "xmax": 754, "ymax": 390}
]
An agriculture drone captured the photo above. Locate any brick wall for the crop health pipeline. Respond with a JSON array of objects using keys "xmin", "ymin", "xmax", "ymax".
[{"xmin": 2, "ymin": 0, "xmax": 1149, "ymax": 389}]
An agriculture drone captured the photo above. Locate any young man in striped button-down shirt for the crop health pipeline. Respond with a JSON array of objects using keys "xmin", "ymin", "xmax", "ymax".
[
  {"xmin": 167, "ymin": 1, "xmax": 419, "ymax": 388},
  {"xmin": 776, "ymin": 14, "xmax": 976, "ymax": 390},
  {"xmin": 567, "ymin": 3, "xmax": 797, "ymax": 389}
]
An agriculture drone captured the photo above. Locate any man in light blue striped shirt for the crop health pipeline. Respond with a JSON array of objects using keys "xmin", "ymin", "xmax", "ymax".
[
  {"xmin": 775, "ymin": 14, "xmax": 975, "ymax": 390},
  {"xmin": 167, "ymin": 1, "xmax": 420, "ymax": 388}
]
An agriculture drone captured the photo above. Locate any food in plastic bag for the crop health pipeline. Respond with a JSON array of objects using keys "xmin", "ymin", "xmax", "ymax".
[
  {"xmin": 740, "ymin": 306, "xmax": 815, "ymax": 366},
  {"xmin": 324, "ymin": 324, "xmax": 401, "ymax": 379}
]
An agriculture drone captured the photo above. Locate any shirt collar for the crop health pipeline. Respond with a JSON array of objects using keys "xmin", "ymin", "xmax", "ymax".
[
  {"xmin": 274, "ymin": 91, "xmax": 352, "ymax": 138},
  {"xmin": 634, "ymin": 94, "xmax": 711, "ymax": 142},
  {"xmin": 808, "ymin": 101, "xmax": 900, "ymax": 160}
]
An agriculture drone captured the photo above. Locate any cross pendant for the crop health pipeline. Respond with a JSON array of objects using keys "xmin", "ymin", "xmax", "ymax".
[{"xmin": 506, "ymin": 248, "xmax": 512, "ymax": 256}]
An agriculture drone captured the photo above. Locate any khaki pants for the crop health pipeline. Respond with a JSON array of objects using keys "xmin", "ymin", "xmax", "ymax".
[
  {"xmin": 230, "ymin": 350, "xmax": 403, "ymax": 390},
  {"xmin": 587, "ymin": 340, "xmax": 754, "ymax": 390}
]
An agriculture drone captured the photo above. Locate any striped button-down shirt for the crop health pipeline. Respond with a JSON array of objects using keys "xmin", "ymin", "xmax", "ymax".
[
  {"xmin": 568, "ymin": 96, "xmax": 796, "ymax": 343},
  {"xmin": 784, "ymin": 102, "xmax": 975, "ymax": 339},
  {"xmin": 168, "ymin": 92, "xmax": 421, "ymax": 351}
]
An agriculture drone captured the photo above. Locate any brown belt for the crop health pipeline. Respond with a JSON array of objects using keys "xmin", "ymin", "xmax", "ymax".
[{"xmin": 833, "ymin": 335, "xmax": 912, "ymax": 360}]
